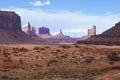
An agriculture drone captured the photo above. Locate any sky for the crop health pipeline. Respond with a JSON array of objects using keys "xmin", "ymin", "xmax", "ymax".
[{"xmin": 1, "ymin": 0, "xmax": 120, "ymax": 37}]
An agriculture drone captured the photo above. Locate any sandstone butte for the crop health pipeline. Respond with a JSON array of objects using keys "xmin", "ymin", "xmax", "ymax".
[{"xmin": 0, "ymin": 11, "xmax": 45, "ymax": 44}]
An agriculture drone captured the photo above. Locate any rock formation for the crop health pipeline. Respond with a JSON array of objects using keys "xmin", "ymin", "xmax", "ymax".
[
  {"xmin": 0, "ymin": 11, "xmax": 46, "ymax": 44},
  {"xmin": 80, "ymin": 26, "xmax": 96, "ymax": 40},
  {"xmin": 0, "ymin": 11, "xmax": 21, "ymax": 31},
  {"xmin": 78, "ymin": 22, "xmax": 120, "ymax": 45},
  {"xmin": 23, "ymin": 24, "xmax": 77, "ymax": 43}
]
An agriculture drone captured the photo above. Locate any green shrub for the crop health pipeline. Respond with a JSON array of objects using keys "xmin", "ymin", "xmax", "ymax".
[
  {"xmin": 33, "ymin": 47, "xmax": 40, "ymax": 50},
  {"xmin": 1, "ymin": 76, "xmax": 9, "ymax": 79},
  {"xmin": 74, "ymin": 44, "xmax": 80, "ymax": 48},
  {"xmin": 40, "ymin": 48, "xmax": 45, "ymax": 51},
  {"xmin": 44, "ymin": 46, "xmax": 50, "ymax": 48},
  {"xmin": 3, "ymin": 50, "xmax": 10, "ymax": 57},
  {"xmin": 85, "ymin": 56, "xmax": 95, "ymax": 63},
  {"xmin": 59, "ymin": 45, "xmax": 71, "ymax": 49},
  {"xmin": 47, "ymin": 60, "xmax": 58, "ymax": 66},
  {"xmin": 82, "ymin": 71, "xmax": 102, "ymax": 80},
  {"xmin": 107, "ymin": 52, "xmax": 120, "ymax": 61},
  {"xmin": 109, "ymin": 61, "xmax": 114, "ymax": 65},
  {"xmin": 13, "ymin": 48, "xmax": 19, "ymax": 53},
  {"xmin": 47, "ymin": 75, "xmax": 53, "ymax": 79},
  {"xmin": 19, "ymin": 47, "xmax": 28, "ymax": 52},
  {"xmin": 32, "ymin": 75, "xmax": 44, "ymax": 79},
  {"xmin": 13, "ymin": 48, "xmax": 19, "ymax": 51}
]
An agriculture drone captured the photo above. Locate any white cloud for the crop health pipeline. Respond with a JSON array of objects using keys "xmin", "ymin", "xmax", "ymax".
[
  {"xmin": 29, "ymin": 0, "xmax": 50, "ymax": 7},
  {"xmin": 2, "ymin": 8, "xmax": 120, "ymax": 37}
]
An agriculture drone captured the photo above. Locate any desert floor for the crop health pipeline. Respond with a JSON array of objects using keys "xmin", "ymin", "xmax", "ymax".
[{"xmin": 0, "ymin": 44, "xmax": 120, "ymax": 80}]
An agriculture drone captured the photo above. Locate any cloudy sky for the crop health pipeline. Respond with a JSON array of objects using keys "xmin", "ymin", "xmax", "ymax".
[{"xmin": 1, "ymin": 0, "xmax": 120, "ymax": 37}]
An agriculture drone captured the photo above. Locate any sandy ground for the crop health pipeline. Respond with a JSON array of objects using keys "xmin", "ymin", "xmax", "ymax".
[{"xmin": 0, "ymin": 44, "xmax": 120, "ymax": 80}]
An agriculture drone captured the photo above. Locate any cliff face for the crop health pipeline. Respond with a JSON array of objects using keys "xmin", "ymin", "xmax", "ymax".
[{"xmin": 0, "ymin": 11, "xmax": 21, "ymax": 31}]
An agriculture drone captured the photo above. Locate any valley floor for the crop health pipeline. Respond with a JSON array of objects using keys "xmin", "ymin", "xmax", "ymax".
[{"xmin": 0, "ymin": 44, "xmax": 120, "ymax": 80}]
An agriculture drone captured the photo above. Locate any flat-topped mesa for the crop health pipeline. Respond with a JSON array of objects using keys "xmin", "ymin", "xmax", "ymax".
[{"xmin": 0, "ymin": 11, "xmax": 21, "ymax": 31}]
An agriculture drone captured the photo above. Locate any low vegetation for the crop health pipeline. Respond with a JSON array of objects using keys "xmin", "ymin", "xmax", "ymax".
[
  {"xmin": 19, "ymin": 47, "xmax": 28, "ymax": 52},
  {"xmin": 107, "ymin": 52, "xmax": 120, "ymax": 61},
  {"xmin": 0, "ymin": 45, "xmax": 120, "ymax": 80},
  {"xmin": 59, "ymin": 45, "xmax": 71, "ymax": 49}
]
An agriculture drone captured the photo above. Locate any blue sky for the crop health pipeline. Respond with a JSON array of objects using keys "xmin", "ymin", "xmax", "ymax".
[{"xmin": 1, "ymin": 0, "xmax": 120, "ymax": 37}]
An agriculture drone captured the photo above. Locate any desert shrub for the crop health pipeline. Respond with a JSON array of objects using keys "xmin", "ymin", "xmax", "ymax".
[
  {"xmin": 35, "ymin": 64, "xmax": 43, "ymax": 67},
  {"xmin": 19, "ymin": 47, "xmax": 28, "ymax": 52},
  {"xmin": 19, "ymin": 59, "xmax": 23, "ymax": 64},
  {"xmin": 40, "ymin": 48, "xmax": 45, "ymax": 51},
  {"xmin": 48, "ymin": 68, "xmax": 58, "ymax": 74},
  {"xmin": 32, "ymin": 75, "xmax": 44, "ymax": 79},
  {"xmin": 47, "ymin": 60, "xmax": 58, "ymax": 66},
  {"xmin": 60, "ymin": 54, "xmax": 68, "ymax": 58},
  {"xmin": 13, "ymin": 48, "xmax": 19, "ymax": 51},
  {"xmin": 13, "ymin": 50, "xmax": 18, "ymax": 53},
  {"xmin": 8, "ymin": 76, "xmax": 19, "ymax": 80},
  {"xmin": 61, "ymin": 72, "xmax": 69, "ymax": 78},
  {"xmin": 33, "ymin": 47, "xmax": 40, "ymax": 50},
  {"xmin": 56, "ymin": 49, "xmax": 61, "ymax": 52},
  {"xmin": 44, "ymin": 46, "xmax": 50, "ymax": 48},
  {"xmin": 61, "ymin": 72, "xmax": 80, "ymax": 78},
  {"xmin": 85, "ymin": 56, "xmax": 95, "ymax": 63},
  {"xmin": 3, "ymin": 50, "xmax": 10, "ymax": 57},
  {"xmin": 1, "ymin": 76, "xmax": 9, "ymax": 79},
  {"xmin": 74, "ymin": 44, "xmax": 80, "ymax": 48},
  {"xmin": 109, "ymin": 61, "xmax": 114, "ymax": 65},
  {"xmin": 4, "ymin": 56, "xmax": 12, "ymax": 62},
  {"xmin": 20, "ymin": 76, "xmax": 28, "ymax": 80},
  {"xmin": 59, "ymin": 45, "xmax": 71, "ymax": 49},
  {"xmin": 107, "ymin": 52, "xmax": 120, "ymax": 61},
  {"xmin": 47, "ymin": 75, "xmax": 53, "ymax": 79},
  {"xmin": 82, "ymin": 71, "xmax": 102, "ymax": 80},
  {"xmin": 13, "ymin": 48, "xmax": 19, "ymax": 54}
]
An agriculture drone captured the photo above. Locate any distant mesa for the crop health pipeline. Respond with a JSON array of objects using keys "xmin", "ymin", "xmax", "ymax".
[
  {"xmin": 22, "ymin": 22, "xmax": 74, "ymax": 43},
  {"xmin": 0, "ymin": 10, "xmax": 45, "ymax": 44},
  {"xmin": 78, "ymin": 22, "xmax": 120, "ymax": 45},
  {"xmin": 22, "ymin": 23, "xmax": 51, "ymax": 39},
  {"xmin": 0, "ymin": 10, "xmax": 97, "ymax": 44},
  {"xmin": 52, "ymin": 29, "xmax": 70, "ymax": 38},
  {"xmin": 39, "ymin": 27, "xmax": 50, "ymax": 34},
  {"xmin": 22, "ymin": 22, "xmax": 96, "ymax": 44},
  {"xmin": 80, "ymin": 25, "xmax": 96, "ymax": 40}
]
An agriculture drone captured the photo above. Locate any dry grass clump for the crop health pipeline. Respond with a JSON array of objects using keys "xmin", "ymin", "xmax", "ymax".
[{"xmin": 0, "ymin": 44, "xmax": 120, "ymax": 80}]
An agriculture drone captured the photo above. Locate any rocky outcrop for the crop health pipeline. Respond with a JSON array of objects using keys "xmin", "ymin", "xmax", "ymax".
[
  {"xmin": 0, "ymin": 11, "xmax": 21, "ymax": 31},
  {"xmin": 0, "ymin": 11, "xmax": 47, "ymax": 44},
  {"xmin": 78, "ymin": 22, "xmax": 120, "ymax": 45}
]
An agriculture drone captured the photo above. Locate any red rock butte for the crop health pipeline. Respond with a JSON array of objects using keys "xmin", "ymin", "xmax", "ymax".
[{"xmin": 0, "ymin": 10, "xmax": 45, "ymax": 44}]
